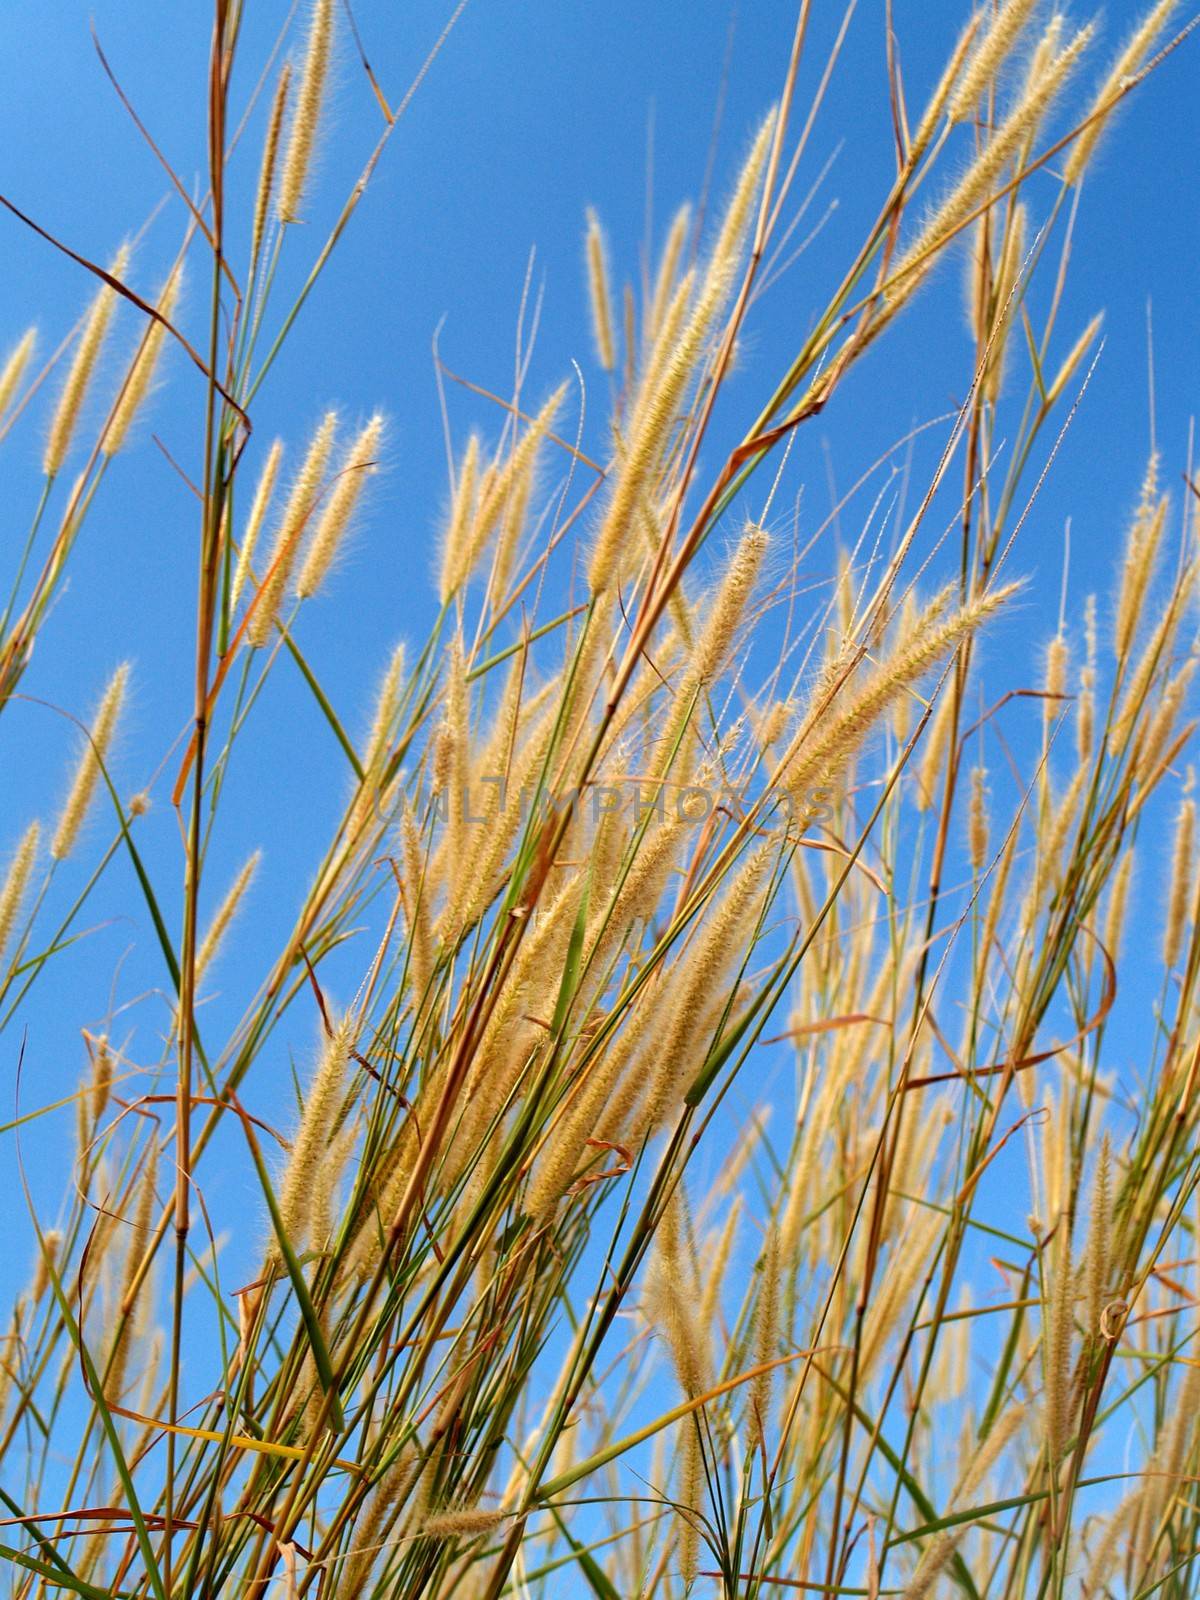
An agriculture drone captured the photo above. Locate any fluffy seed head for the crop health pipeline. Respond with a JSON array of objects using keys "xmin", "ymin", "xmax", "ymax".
[
  {"xmin": 296, "ymin": 412, "xmax": 383, "ymax": 599},
  {"xmin": 89, "ymin": 1032, "xmax": 114, "ymax": 1124},
  {"xmin": 968, "ymin": 765, "xmax": 989, "ymax": 870},
  {"xmin": 0, "ymin": 820, "xmax": 40, "ymax": 968},
  {"xmin": 250, "ymin": 411, "xmax": 336, "ymax": 647},
  {"xmin": 0, "ymin": 328, "xmax": 36, "ymax": 419},
  {"xmin": 103, "ymin": 262, "xmax": 182, "ymax": 455},
  {"xmin": 253, "ymin": 64, "xmax": 291, "ymax": 264},
  {"xmin": 277, "ymin": 0, "xmax": 334, "ymax": 223},
  {"xmin": 44, "ymin": 243, "xmax": 131, "ymax": 477},
  {"xmin": 646, "ymin": 201, "xmax": 692, "ymax": 346},
  {"xmin": 438, "ymin": 433, "xmax": 481, "ymax": 602},
  {"xmin": 276, "ymin": 1012, "xmax": 357, "ymax": 1253},
  {"xmin": 232, "ymin": 439, "xmax": 284, "ymax": 612},
  {"xmin": 584, "ymin": 208, "xmax": 615, "ymax": 371},
  {"xmin": 889, "ymin": 25, "xmax": 1093, "ymax": 309},
  {"xmin": 948, "ymin": 0, "xmax": 1040, "ymax": 124},
  {"xmin": 196, "ymin": 850, "xmax": 261, "ymax": 980},
  {"xmin": 1163, "ymin": 794, "xmax": 1195, "ymax": 969},
  {"xmin": 51, "ymin": 663, "xmax": 129, "ymax": 861},
  {"xmin": 1047, "ymin": 312, "xmax": 1104, "ymax": 406},
  {"xmin": 1065, "ymin": 0, "xmax": 1178, "ymax": 185}
]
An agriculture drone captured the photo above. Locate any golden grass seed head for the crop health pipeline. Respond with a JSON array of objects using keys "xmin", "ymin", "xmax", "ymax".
[
  {"xmin": 0, "ymin": 327, "xmax": 36, "ymax": 418},
  {"xmin": 584, "ymin": 207, "xmax": 615, "ymax": 371},
  {"xmin": 360, "ymin": 641, "xmax": 406, "ymax": 785},
  {"xmin": 968, "ymin": 764, "xmax": 989, "ymax": 871},
  {"xmin": 1163, "ymin": 794, "xmax": 1195, "ymax": 969},
  {"xmin": 778, "ymin": 583, "xmax": 1017, "ymax": 806},
  {"xmin": 195, "ymin": 849, "xmax": 261, "ymax": 980},
  {"xmin": 438, "ymin": 432, "xmax": 481, "ymax": 602},
  {"xmin": 253, "ymin": 63, "xmax": 292, "ymax": 266},
  {"xmin": 277, "ymin": 0, "xmax": 334, "ymax": 223},
  {"xmin": 947, "ymin": 0, "xmax": 1040, "ymax": 124},
  {"xmin": 586, "ymin": 267, "xmax": 694, "ymax": 591},
  {"xmin": 915, "ymin": 686, "xmax": 956, "ymax": 812},
  {"xmin": 749, "ymin": 1222, "xmax": 782, "ymax": 1447},
  {"xmin": 51, "ymin": 662, "xmax": 129, "ymax": 862},
  {"xmin": 276, "ymin": 1011, "xmax": 357, "ymax": 1251},
  {"xmin": 88, "ymin": 1031, "xmax": 114, "ymax": 1124},
  {"xmin": 423, "ymin": 1507, "xmax": 506, "ymax": 1539},
  {"xmin": 249, "ymin": 409, "xmax": 337, "ymax": 647},
  {"xmin": 890, "ymin": 25, "xmax": 1094, "ymax": 310},
  {"xmin": 983, "ymin": 202, "xmax": 1026, "ymax": 402},
  {"xmin": 103, "ymin": 262, "xmax": 182, "ymax": 456},
  {"xmin": 1065, "ymin": 0, "xmax": 1179, "ymax": 185},
  {"xmin": 232, "ymin": 438, "xmax": 284, "ymax": 612},
  {"xmin": 44, "ymin": 243, "xmax": 131, "ymax": 477},
  {"xmin": 1046, "ymin": 311, "xmax": 1104, "ymax": 406},
  {"xmin": 400, "ymin": 801, "xmax": 434, "ymax": 1003},
  {"xmin": 901, "ymin": 1403, "xmax": 1026, "ymax": 1599},
  {"xmin": 296, "ymin": 411, "xmax": 384, "ymax": 599},
  {"xmin": 477, "ymin": 384, "xmax": 566, "ymax": 550},
  {"xmin": 911, "ymin": 10, "xmax": 983, "ymax": 161},
  {"xmin": 646, "ymin": 200, "xmax": 692, "ymax": 347},
  {"xmin": 1104, "ymin": 848, "xmax": 1135, "ymax": 966},
  {"xmin": 1044, "ymin": 630, "xmax": 1069, "ymax": 712},
  {"xmin": 30, "ymin": 1229, "xmax": 62, "ymax": 1304},
  {"xmin": 1114, "ymin": 458, "xmax": 1165, "ymax": 662},
  {"xmin": 0, "ymin": 819, "xmax": 40, "ymax": 968},
  {"xmin": 591, "ymin": 112, "xmax": 771, "ymax": 593}
]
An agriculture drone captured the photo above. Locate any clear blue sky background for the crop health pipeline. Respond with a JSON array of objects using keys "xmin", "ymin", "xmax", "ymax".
[{"xmin": 0, "ymin": 0, "xmax": 1196, "ymax": 1471}]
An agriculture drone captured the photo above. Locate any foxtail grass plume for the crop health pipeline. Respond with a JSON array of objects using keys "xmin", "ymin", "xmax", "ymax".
[
  {"xmin": 296, "ymin": 412, "xmax": 384, "ymax": 599},
  {"xmin": 981, "ymin": 203, "xmax": 1026, "ymax": 401},
  {"xmin": 589, "ymin": 109, "xmax": 774, "ymax": 591},
  {"xmin": 947, "ymin": 0, "xmax": 1040, "ymax": 124},
  {"xmin": 1046, "ymin": 311, "xmax": 1104, "ymax": 406},
  {"xmin": 105, "ymin": 1142, "xmax": 158, "ymax": 1405},
  {"xmin": 249, "ymin": 410, "xmax": 336, "ymax": 647},
  {"xmin": 0, "ymin": 328, "xmax": 36, "ymax": 419},
  {"xmin": 1163, "ymin": 792, "xmax": 1194, "ymax": 969},
  {"xmin": 1114, "ymin": 455, "xmax": 1164, "ymax": 662},
  {"xmin": 888, "ymin": 24, "xmax": 1094, "ymax": 308},
  {"xmin": 103, "ymin": 262, "xmax": 182, "ymax": 455},
  {"xmin": 1104, "ymin": 848, "xmax": 1135, "ymax": 965},
  {"xmin": 276, "ymin": 1012, "xmax": 357, "ymax": 1253},
  {"xmin": 968, "ymin": 765, "xmax": 989, "ymax": 870},
  {"xmin": 1064, "ymin": 0, "xmax": 1178, "ymax": 185},
  {"xmin": 776, "ymin": 583, "xmax": 1019, "ymax": 806},
  {"xmin": 44, "ymin": 243, "xmax": 131, "ymax": 477},
  {"xmin": 749, "ymin": 1223, "xmax": 782, "ymax": 1446},
  {"xmin": 584, "ymin": 208, "xmax": 615, "ymax": 371},
  {"xmin": 438, "ymin": 433, "xmax": 481, "ymax": 602},
  {"xmin": 901, "ymin": 1404, "xmax": 1026, "ymax": 1598},
  {"xmin": 51, "ymin": 663, "xmax": 129, "ymax": 862},
  {"xmin": 196, "ymin": 850, "xmax": 261, "ymax": 979},
  {"xmin": 277, "ymin": 0, "xmax": 334, "ymax": 223},
  {"xmin": 475, "ymin": 385, "xmax": 566, "ymax": 558},
  {"xmin": 350, "ymin": 641, "xmax": 406, "ymax": 833},
  {"xmin": 661, "ymin": 521, "xmax": 768, "ymax": 768},
  {"xmin": 646, "ymin": 202, "xmax": 692, "ymax": 347},
  {"xmin": 423, "ymin": 1507, "xmax": 506, "ymax": 1540},
  {"xmin": 232, "ymin": 438, "xmax": 284, "ymax": 612},
  {"xmin": 910, "ymin": 11, "xmax": 982, "ymax": 161},
  {"xmin": 253, "ymin": 64, "xmax": 292, "ymax": 266},
  {"xmin": 30, "ymin": 1230, "xmax": 61, "ymax": 1304},
  {"xmin": 88, "ymin": 1031, "xmax": 114, "ymax": 1124},
  {"xmin": 0, "ymin": 820, "xmax": 39, "ymax": 968}
]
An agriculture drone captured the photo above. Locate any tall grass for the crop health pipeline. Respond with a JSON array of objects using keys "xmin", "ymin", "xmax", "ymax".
[{"xmin": 0, "ymin": 3, "xmax": 1197, "ymax": 1597}]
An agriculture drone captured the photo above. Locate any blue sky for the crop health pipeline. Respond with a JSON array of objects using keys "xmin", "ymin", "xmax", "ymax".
[{"xmin": 0, "ymin": 0, "xmax": 1197, "ymax": 1480}]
